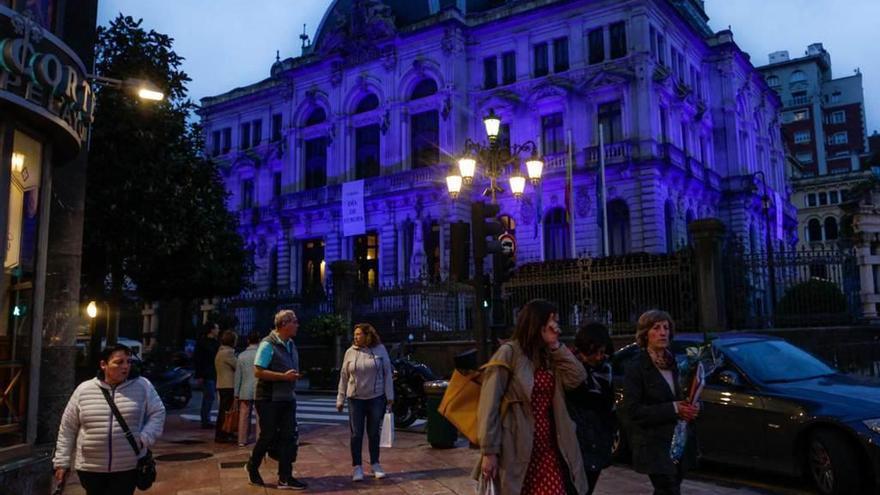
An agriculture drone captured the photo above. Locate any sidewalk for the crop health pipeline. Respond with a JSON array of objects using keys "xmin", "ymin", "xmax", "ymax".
[{"xmin": 60, "ymin": 413, "xmax": 765, "ymax": 494}]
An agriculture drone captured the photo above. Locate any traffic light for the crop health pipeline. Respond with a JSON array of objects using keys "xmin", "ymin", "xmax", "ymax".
[
  {"xmin": 471, "ymin": 201, "xmax": 504, "ymax": 261},
  {"xmin": 494, "ymin": 250, "xmax": 516, "ymax": 285}
]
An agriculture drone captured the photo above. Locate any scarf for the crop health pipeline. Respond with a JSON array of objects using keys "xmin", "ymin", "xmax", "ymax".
[{"xmin": 647, "ymin": 347, "xmax": 675, "ymax": 371}]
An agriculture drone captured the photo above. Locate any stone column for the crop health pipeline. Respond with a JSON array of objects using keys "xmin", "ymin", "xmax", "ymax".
[
  {"xmin": 858, "ymin": 242, "xmax": 879, "ymax": 318},
  {"xmin": 689, "ymin": 218, "xmax": 727, "ymax": 332}
]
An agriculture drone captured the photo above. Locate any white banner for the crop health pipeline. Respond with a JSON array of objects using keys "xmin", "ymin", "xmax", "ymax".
[{"xmin": 342, "ymin": 180, "xmax": 366, "ymax": 237}]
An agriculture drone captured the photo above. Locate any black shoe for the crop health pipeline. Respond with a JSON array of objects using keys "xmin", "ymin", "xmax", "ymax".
[
  {"xmin": 278, "ymin": 477, "xmax": 307, "ymax": 490},
  {"xmin": 245, "ymin": 462, "xmax": 264, "ymax": 486}
]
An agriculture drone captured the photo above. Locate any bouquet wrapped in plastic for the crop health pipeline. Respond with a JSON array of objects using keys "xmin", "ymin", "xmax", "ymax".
[{"xmin": 669, "ymin": 361, "xmax": 705, "ymax": 463}]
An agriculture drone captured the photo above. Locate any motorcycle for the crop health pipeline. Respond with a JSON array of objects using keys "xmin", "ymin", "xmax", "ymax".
[
  {"xmin": 391, "ymin": 338, "xmax": 437, "ymax": 428},
  {"xmin": 136, "ymin": 353, "xmax": 193, "ymax": 410}
]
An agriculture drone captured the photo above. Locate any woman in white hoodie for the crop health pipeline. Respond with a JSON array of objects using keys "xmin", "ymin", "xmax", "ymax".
[
  {"xmin": 336, "ymin": 323, "xmax": 394, "ymax": 482},
  {"xmin": 53, "ymin": 344, "xmax": 166, "ymax": 495}
]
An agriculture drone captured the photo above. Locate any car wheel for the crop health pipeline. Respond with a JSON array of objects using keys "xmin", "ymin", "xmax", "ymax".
[
  {"xmin": 611, "ymin": 425, "xmax": 630, "ymax": 463},
  {"xmin": 808, "ymin": 430, "xmax": 861, "ymax": 495}
]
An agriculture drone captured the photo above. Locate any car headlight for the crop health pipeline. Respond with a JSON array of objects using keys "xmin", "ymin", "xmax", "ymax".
[{"xmin": 863, "ymin": 419, "xmax": 880, "ymax": 435}]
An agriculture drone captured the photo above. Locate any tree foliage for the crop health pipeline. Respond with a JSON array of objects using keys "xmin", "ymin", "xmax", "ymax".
[{"xmin": 83, "ymin": 15, "xmax": 250, "ymax": 301}]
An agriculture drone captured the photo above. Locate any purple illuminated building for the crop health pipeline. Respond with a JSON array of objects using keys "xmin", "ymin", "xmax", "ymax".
[{"xmin": 198, "ymin": 0, "xmax": 796, "ymax": 297}]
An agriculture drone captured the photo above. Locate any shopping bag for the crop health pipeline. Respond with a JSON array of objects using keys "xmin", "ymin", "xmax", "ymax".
[
  {"xmin": 379, "ymin": 412, "xmax": 395, "ymax": 448},
  {"xmin": 476, "ymin": 475, "xmax": 496, "ymax": 495},
  {"xmin": 221, "ymin": 404, "xmax": 239, "ymax": 434}
]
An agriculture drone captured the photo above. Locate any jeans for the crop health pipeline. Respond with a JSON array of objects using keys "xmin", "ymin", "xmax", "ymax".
[
  {"xmin": 251, "ymin": 400, "xmax": 298, "ymax": 479},
  {"xmin": 77, "ymin": 469, "xmax": 137, "ymax": 495},
  {"xmin": 348, "ymin": 395, "xmax": 386, "ymax": 466},
  {"xmin": 200, "ymin": 379, "xmax": 216, "ymax": 426},
  {"xmin": 215, "ymin": 388, "xmax": 234, "ymax": 440},
  {"xmin": 238, "ymin": 399, "xmax": 260, "ymax": 445}
]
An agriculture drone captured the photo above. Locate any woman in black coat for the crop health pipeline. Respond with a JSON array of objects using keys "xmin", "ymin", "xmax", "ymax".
[
  {"xmin": 623, "ymin": 310, "xmax": 699, "ymax": 495},
  {"xmin": 565, "ymin": 322, "xmax": 615, "ymax": 495}
]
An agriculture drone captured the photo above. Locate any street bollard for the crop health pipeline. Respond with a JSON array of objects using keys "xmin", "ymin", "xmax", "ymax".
[{"xmin": 423, "ymin": 380, "xmax": 458, "ymax": 449}]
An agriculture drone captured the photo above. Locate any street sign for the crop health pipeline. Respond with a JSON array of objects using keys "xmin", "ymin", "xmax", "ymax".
[{"xmin": 499, "ymin": 232, "xmax": 516, "ymax": 256}]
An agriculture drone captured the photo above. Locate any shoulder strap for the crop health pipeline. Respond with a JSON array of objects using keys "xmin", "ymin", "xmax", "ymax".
[{"xmin": 99, "ymin": 386, "xmax": 141, "ymax": 456}]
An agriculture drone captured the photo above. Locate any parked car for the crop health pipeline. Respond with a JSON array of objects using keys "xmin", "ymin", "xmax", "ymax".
[{"xmin": 611, "ymin": 333, "xmax": 880, "ymax": 495}]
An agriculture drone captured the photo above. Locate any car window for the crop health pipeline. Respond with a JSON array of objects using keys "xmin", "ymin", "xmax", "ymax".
[{"xmin": 722, "ymin": 340, "xmax": 835, "ymax": 383}]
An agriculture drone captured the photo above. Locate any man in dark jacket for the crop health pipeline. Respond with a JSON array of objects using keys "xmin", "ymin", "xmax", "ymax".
[
  {"xmin": 193, "ymin": 322, "xmax": 220, "ymax": 428},
  {"xmin": 566, "ymin": 322, "xmax": 615, "ymax": 495}
]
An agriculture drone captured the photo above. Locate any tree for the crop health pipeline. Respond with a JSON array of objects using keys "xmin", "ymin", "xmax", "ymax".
[{"xmin": 83, "ymin": 15, "xmax": 249, "ymax": 309}]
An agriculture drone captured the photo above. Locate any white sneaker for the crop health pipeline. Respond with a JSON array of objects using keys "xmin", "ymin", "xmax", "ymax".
[
  {"xmin": 371, "ymin": 463, "xmax": 386, "ymax": 479},
  {"xmin": 352, "ymin": 465, "xmax": 364, "ymax": 482}
]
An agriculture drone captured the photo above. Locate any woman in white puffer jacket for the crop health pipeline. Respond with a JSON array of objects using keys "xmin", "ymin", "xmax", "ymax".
[{"xmin": 53, "ymin": 344, "xmax": 166, "ymax": 495}]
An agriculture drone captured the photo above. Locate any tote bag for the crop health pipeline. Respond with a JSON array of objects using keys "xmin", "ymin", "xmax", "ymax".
[
  {"xmin": 437, "ymin": 357, "xmax": 513, "ymax": 445},
  {"xmin": 379, "ymin": 412, "xmax": 395, "ymax": 448}
]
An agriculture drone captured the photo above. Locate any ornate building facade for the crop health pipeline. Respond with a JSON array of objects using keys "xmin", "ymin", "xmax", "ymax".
[{"xmin": 199, "ymin": 0, "xmax": 796, "ymax": 297}]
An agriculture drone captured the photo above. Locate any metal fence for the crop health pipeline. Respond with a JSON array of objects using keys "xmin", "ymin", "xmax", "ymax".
[
  {"xmin": 503, "ymin": 251, "xmax": 698, "ymax": 335},
  {"xmin": 351, "ymin": 281, "xmax": 474, "ymax": 342},
  {"xmin": 725, "ymin": 241, "xmax": 860, "ymax": 329},
  {"xmin": 819, "ymin": 340, "xmax": 880, "ymax": 377}
]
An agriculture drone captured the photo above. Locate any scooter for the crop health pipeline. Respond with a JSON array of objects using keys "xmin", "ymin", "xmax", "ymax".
[
  {"xmin": 391, "ymin": 337, "xmax": 437, "ymax": 428},
  {"xmin": 137, "ymin": 354, "xmax": 193, "ymax": 410}
]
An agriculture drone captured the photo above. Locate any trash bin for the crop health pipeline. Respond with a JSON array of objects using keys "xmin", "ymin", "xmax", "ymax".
[{"xmin": 423, "ymin": 380, "xmax": 458, "ymax": 449}]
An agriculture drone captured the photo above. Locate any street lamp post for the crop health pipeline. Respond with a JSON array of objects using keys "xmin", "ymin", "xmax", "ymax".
[
  {"xmin": 447, "ymin": 110, "xmax": 545, "ymax": 360},
  {"xmin": 753, "ymin": 171, "xmax": 776, "ymax": 325}
]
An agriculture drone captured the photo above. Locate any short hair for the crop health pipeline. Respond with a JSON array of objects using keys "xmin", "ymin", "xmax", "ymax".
[
  {"xmin": 247, "ymin": 331, "xmax": 261, "ymax": 345},
  {"xmin": 635, "ymin": 309, "xmax": 675, "ymax": 348},
  {"xmin": 573, "ymin": 321, "xmax": 613, "ymax": 356},
  {"xmin": 353, "ymin": 323, "xmax": 381, "ymax": 347},
  {"xmin": 274, "ymin": 310, "xmax": 297, "ymax": 329},
  {"xmin": 220, "ymin": 330, "xmax": 238, "ymax": 347},
  {"xmin": 99, "ymin": 344, "xmax": 131, "ymax": 364}
]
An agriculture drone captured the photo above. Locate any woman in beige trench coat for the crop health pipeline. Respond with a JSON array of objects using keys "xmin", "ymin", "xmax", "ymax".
[{"xmin": 476, "ymin": 299, "xmax": 589, "ymax": 495}]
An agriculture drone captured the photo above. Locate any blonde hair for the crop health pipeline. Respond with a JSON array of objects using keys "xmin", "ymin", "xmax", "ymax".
[
  {"xmin": 274, "ymin": 310, "xmax": 297, "ymax": 329},
  {"xmin": 635, "ymin": 309, "xmax": 675, "ymax": 348},
  {"xmin": 353, "ymin": 322, "xmax": 381, "ymax": 347}
]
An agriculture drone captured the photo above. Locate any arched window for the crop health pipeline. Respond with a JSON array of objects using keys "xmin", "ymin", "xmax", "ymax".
[
  {"xmin": 824, "ymin": 217, "xmax": 838, "ymax": 241},
  {"xmin": 355, "ymin": 93, "xmax": 379, "ymax": 114},
  {"xmin": 411, "ymin": 109, "xmax": 439, "ymax": 168},
  {"xmin": 789, "ymin": 70, "xmax": 806, "ymax": 85},
  {"xmin": 664, "ymin": 200, "xmax": 675, "ymax": 253},
  {"xmin": 305, "ymin": 107, "xmax": 326, "ymax": 126},
  {"xmin": 608, "ymin": 199, "xmax": 630, "ymax": 256},
  {"xmin": 807, "ymin": 218, "xmax": 822, "ymax": 242},
  {"xmin": 543, "ymin": 207, "xmax": 570, "ymax": 260},
  {"xmin": 410, "ymin": 78, "xmax": 438, "ymax": 100}
]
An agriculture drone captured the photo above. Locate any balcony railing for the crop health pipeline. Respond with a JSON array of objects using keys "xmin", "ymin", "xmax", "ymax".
[{"xmin": 585, "ymin": 142, "xmax": 631, "ymax": 164}]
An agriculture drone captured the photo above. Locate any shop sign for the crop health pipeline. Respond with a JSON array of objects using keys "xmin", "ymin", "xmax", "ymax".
[{"xmin": 0, "ymin": 7, "xmax": 94, "ymax": 146}]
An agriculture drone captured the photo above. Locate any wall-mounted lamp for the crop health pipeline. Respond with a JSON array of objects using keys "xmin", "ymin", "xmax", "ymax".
[{"xmin": 10, "ymin": 152, "xmax": 24, "ymax": 173}]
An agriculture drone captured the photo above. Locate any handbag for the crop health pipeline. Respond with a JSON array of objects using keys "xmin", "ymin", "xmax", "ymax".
[
  {"xmin": 379, "ymin": 412, "xmax": 395, "ymax": 448},
  {"xmin": 221, "ymin": 402, "xmax": 239, "ymax": 434},
  {"xmin": 438, "ymin": 345, "xmax": 516, "ymax": 444},
  {"xmin": 100, "ymin": 387, "xmax": 157, "ymax": 491}
]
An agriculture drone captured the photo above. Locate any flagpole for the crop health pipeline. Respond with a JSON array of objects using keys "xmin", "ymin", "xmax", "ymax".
[
  {"xmin": 566, "ymin": 129, "xmax": 576, "ymax": 257},
  {"xmin": 599, "ymin": 124, "xmax": 609, "ymax": 256}
]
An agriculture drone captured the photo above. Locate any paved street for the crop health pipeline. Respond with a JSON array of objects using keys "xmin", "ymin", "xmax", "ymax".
[{"xmin": 56, "ymin": 394, "xmax": 812, "ymax": 494}]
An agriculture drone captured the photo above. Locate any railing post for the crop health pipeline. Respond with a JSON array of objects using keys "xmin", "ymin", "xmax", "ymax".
[
  {"xmin": 689, "ymin": 219, "xmax": 727, "ymax": 332},
  {"xmin": 330, "ymin": 260, "xmax": 359, "ymax": 366}
]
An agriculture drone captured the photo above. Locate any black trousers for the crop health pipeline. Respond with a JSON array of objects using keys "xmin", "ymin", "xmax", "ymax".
[
  {"xmin": 251, "ymin": 400, "xmax": 298, "ymax": 479},
  {"xmin": 586, "ymin": 470, "xmax": 602, "ymax": 495},
  {"xmin": 77, "ymin": 469, "xmax": 137, "ymax": 495},
  {"xmin": 648, "ymin": 472, "xmax": 683, "ymax": 495},
  {"xmin": 215, "ymin": 388, "xmax": 235, "ymax": 440}
]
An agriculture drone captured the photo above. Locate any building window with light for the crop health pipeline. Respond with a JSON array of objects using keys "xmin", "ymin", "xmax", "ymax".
[
  {"xmin": 793, "ymin": 109, "xmax": 809, "ymax": 121},
  {"xmin": 426, "ymin": 221, "xmax": 441, "ymax": 282},
  {"xmin": 541, "ymin": 113, "xmax": 564, "ymax": 156},
  {"xmin": 301, "ymin": 238, "xmax": 325, "ymax": 299},
  {"xmin": 355, "ymin": 232, "xmax": 379, "ymax": 290},
  {"xmin": 305, "ymin": 137, "xmax": 328, "ymax": 189},
  {"xmin": 411, "ymin": 110, "xmax": 439, "ymax": 169},
  {"xmin": 1, "ymin": 131, "xmax": 44, "ymax": 450}
]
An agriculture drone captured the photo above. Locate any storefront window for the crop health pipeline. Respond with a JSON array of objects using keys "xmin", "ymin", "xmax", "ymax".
[{"xmin": 0, "ymin": 131, "xmax": 42, "ymax": 449}]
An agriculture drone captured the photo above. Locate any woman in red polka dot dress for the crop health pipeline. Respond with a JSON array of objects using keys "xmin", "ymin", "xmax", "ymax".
[{"xmin": 476, "ymin": 299, "xmax": 589, "ymax": 495}]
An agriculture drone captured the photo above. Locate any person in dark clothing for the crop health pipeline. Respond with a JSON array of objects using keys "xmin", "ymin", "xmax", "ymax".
[
  {"xmin": 246, "ymin": 310, "xmax": 307, "ymax": 491},
  {"xmin": 565, "ymin": 322, "xmax": 615, "ymax": 495},
  {"xmin": 623, "ymin": 310, "xmax": 699, "ymax": 495},
  {"xmin": 193, "ymin": 322, "xmax": 220, "ymax": 428}
]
